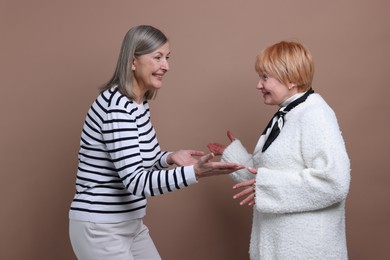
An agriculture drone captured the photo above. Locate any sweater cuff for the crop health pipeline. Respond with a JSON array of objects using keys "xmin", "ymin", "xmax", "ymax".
[
  {"xmin": 221, "ymin": 140, "xmax": 254, "ymax": 182},
  {"xmin": 221, "ymin": 140, "xmax": 249, "ymax": 164},
  {"xmin": 161, "ymin": 152, "xmax": 173, "ymax": 168},
  {"xmin": 183, "ymin": 165, "xmax": 198, "ymax": 185}
]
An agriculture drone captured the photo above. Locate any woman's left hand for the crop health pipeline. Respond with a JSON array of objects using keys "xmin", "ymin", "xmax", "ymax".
[
  {"xmin": 233, "ymin": 167, "xmax": 257, "ymax": 206},
  {"xmin": 167, "ymin": 150, "xmax": 205, "ymax": 166},
  {"xmin": 207, "ymin": 143, "xmax": 226, "ymax": 155},
  {"xmin": 207, "ymin": 130, "xmax": 237, "ymax": 156}
]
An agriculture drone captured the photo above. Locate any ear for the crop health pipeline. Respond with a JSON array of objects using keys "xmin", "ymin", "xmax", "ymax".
[
  {"xmin": 288, "ymin": 82, "xmax": 297, "ymax": 90},
  {"xmin": 131, "ymin": 58, "xmax": 136, "ymax": 71}
]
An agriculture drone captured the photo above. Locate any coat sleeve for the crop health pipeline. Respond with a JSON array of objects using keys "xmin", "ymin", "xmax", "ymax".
[
  {"xmin": 255, "ymin": 106, "xmax": 351, "ymax": 214},
  {"xmin": 221, "ymin": 140, "xmax": 255, "ymax": 182}
]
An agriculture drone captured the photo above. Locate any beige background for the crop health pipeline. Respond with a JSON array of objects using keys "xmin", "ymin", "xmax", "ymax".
[{"xmin": 1, "ymin": 0, "xmax": 389, "ymax": 259}]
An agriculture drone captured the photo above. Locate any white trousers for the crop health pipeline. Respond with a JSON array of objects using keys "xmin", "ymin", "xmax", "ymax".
[{"xmin": 69, "ymin": 219, "xmax": 161, "ymax": 260}]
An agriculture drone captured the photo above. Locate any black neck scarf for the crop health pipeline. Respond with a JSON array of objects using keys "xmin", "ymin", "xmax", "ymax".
[{"xmin": 261, "ymin": 88, "xmax": 314, "ymax": 152}]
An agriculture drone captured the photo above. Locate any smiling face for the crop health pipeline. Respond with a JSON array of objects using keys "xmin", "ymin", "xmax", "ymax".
[
  {"xmin": 131, "ymin": 42, "xmax": 170, "ymax": 102},
  {"xmin": 255, "ymin": 41, "xmax": 314, "ymax": 104},
  {"xmin": 256, "ymin": 72, "xmax": 297, "ymax": 106}
]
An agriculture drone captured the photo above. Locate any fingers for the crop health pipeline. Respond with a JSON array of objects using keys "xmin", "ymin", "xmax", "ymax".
[
  {"xmin": 199, "ymin": 153, "xmax": 215, "ymax": 163},
  {"xmin": 207, "ymin": 143, "xmax": 225, "ymax": 155},
  {"xmin": 204, "ymin": 162, "xmax": 243, "ymax": 177},
  {"xmin": 190, "ymin": 150, "xmax": 206, "ymax": 157},
  {"xmin": 233, "ymin": 179, "xmax": 255, "ymax": 189},
  {"xmin": 227, "ymin": 130, "xmax": 236, "ymax": 142},
  {"xmin": 194, "ymin": 156, "xmax": 243, "ymax": 179},
  {"xmin": 248, "ymin": 167, "xmax": 257, "ymax": 175},
  {"xmin": 207, "ymin": 143, "xmax": 218, "ymax": 153},
  {"xmin": 233, "ymin": 186, "xmax": 253, "ymax": 200},
  {"xmin": 233, "ymin": 179, "xmax": 256, "ymax": 206},
  {"xmin": 239, "ymin": 193, "xmax": 255, "ymax": 206},
  {"xmin": 210, "ymin": 161, "xmax": 243, "ymax": 169}
]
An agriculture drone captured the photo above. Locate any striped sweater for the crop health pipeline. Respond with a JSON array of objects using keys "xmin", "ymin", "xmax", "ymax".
[{"xmin": 69, "ymin": 86, "xmax": 197, "ymax": 223}]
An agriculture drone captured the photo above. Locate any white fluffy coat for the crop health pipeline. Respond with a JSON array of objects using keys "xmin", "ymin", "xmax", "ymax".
[{"xmin": 222, "ymin": 94, "xmax": 350, "ymax": 260}]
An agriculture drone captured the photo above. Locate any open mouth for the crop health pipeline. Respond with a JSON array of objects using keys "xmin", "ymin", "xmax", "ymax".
[{"xmin": 152, "ymin": 73, "xmax": 164, "ymax": 80}]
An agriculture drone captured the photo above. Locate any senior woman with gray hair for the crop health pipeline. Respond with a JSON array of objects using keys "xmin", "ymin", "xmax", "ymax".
[{"xmin": 69, "ymin": 25, "xmax": 243, "ymax": 260}]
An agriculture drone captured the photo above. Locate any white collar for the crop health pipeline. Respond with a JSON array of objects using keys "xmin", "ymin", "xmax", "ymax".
[{"xmin": 280, "ymin": 92, "xmax": 306, "ymax": 109}]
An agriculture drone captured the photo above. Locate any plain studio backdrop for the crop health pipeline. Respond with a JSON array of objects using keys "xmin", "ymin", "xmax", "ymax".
[{"xmin": 1, "ymin": 0, "xmax": 389, "ymax": 259}]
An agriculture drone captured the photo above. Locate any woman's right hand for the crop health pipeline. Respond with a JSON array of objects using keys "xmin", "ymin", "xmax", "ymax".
[
  {"xmin": 233, "ymin": 167, "xmax": 257, "ymax": 206},
  {"xmin": 193, "ymin": 153, "xmax": 244, "ymax": 180},
  {"xmin": 207, "ymin": 130, "xmax": 236, "ymax": 155}
]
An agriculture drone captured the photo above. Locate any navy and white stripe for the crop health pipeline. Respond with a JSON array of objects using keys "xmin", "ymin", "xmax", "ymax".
[{"xmin": 69, "ymin": 86, "xmax": 197, "ymax": 223}]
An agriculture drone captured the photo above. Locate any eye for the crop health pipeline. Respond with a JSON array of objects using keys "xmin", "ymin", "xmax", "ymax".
[
  {"xmin": 261, "ymin": 73, "xmax": 269, "ymax": 81},
  {"xmin": 154, "ymin": 56, "xmax": 162, "ymax": 61}
]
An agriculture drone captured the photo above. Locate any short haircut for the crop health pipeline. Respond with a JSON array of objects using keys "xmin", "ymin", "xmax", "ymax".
[{"xmin": 255, "ymin": 41, "xmax": 314, "ymax": 91}]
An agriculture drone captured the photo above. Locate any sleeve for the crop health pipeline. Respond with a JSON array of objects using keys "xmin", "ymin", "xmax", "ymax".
[
  {"xmin": 255, "ymin": 107, "xmax": 351, "ymax": 214},
  {"xmin": 150, "ymin": 151, "xmax": 173, "ymax": 170},
  {"xmin": 102, "ymin": 108, "xmax": 197, "ymax": 197},
  {"xmin": 221, "ymin": 139, "xmax": 255, "ymax": 182}
]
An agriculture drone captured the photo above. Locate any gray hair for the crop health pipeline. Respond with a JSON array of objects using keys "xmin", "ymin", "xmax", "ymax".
[{"xmin": 101, "ymin": 25, "xmax": 168, "ymax": 100}]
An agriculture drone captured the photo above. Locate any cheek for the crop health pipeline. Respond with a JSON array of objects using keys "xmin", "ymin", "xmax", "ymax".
[{"xmin": 149, "ymin": 61, "xmax": 159, "ymax": 71}]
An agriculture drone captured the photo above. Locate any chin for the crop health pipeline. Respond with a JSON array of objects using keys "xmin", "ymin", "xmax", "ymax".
[
  {"xmin": 151, "ymin": 82, "xmax": 163, "ymax": 90},
  {"xmin": 264, "ymin": 100, "xmax": 277, "ymax": 106},
  {"xmin": 263, "ymin": 98, "xmax": 272, "ymax": 105}
]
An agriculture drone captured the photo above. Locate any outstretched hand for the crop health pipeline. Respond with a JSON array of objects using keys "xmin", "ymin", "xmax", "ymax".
[
  {"xmin": 207, "ymin": 143, "xmax": 226, "ymax": 155},
  {"xmin": 193, "ymin": 153, "xmax": 244, "ymax": 180},
  {"xmin": 207, "ymin": 130, "xmax": 237, "ymax": 156},
  {"xmin": 167, "ymin": 150, "xmax": 205, "ymax": 166},
  {"xmin": 233, "ymin": 167, "xmax": 257, "ymax": 206}
]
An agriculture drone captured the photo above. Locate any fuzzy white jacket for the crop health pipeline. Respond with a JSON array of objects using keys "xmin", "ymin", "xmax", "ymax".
[{"xmin": 222, "ymin": 94, "xmax": 350, "ymax": 260}]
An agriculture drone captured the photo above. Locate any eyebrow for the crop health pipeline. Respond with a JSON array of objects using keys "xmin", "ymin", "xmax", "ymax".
[{"xmin": 154, "ymin": 51, "xmax": 170, "ymax": 56}]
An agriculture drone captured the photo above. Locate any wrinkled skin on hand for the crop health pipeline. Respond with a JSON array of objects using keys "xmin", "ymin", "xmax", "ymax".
[{"xmin": 193, "ymin": 153, "xmax": 244, "ymax": 180}]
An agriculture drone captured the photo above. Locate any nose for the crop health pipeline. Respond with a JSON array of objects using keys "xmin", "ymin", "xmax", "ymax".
[
  {"xmin": 256, "ymin": 80, "xmax": 263, "ymax": 90},
  {"xmin": 161, "ymin": 58, "xmax": 169, "ymax": 71}
]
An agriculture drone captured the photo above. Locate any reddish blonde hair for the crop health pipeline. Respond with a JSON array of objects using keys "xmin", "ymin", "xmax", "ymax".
[{"xmin": 255, "ymin": 41, "xmax": 314, "ymax": 91}]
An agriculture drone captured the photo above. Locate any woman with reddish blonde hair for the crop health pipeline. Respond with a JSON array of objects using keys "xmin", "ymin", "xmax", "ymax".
[{"xmin": 209, "ymin": 41, "xmax": 350, "ymax": 259}]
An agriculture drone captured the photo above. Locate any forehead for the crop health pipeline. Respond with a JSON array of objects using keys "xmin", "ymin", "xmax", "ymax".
[{"xmin": 152, "ymin": 42, "xmax": 170, "ymax": 55}]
